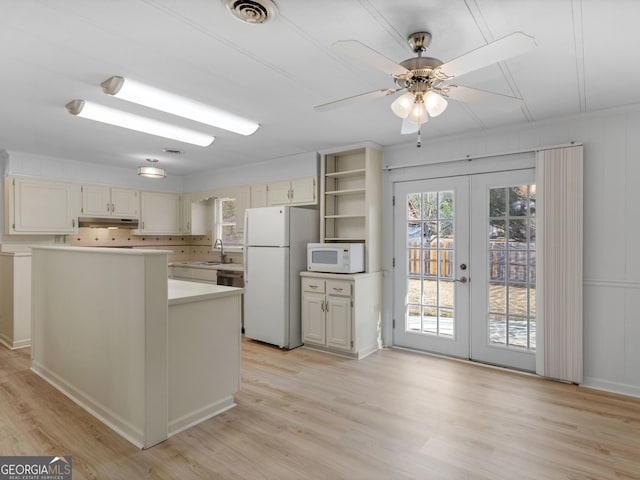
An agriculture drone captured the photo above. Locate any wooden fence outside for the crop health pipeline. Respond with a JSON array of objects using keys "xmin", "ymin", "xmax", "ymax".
[{"xmin": 408, "ymin": 240, "xmax": 534, "ymax": 283}]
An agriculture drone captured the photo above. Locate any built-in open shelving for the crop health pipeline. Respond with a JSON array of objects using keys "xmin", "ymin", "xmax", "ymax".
[{"xmin": 320, "ymin": 146, "xmax": 381, "ymax": 273}]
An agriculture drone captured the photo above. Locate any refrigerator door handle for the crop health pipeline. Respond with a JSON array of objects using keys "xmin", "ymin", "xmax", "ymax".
[
  {"xmin": 243, "ymin": 210, "xmax": 249, "ymax": 282},
  {"xmin": 244, "ymin": 248, "xmax": 249, "ymax": 284}
]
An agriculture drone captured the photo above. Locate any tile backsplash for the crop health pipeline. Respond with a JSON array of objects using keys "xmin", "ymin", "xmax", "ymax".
[{"xmin": 66, "ymin": 228, "xmax": 239, "ymax": 263}]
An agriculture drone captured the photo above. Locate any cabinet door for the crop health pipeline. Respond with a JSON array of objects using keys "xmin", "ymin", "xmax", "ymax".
[
  {"xmin": 184, "ymin": 198, "xmax": 209, "ymax": 235},
  {"xmin": 111, "ymin": 188, "xmax": 139, "ymax": 218},
  {"xmin": 267, "ymin": 180, "xmax": 291, "ymax": 206},
  {"xmin": 302, "ymin": 291, "xmax": 326, "ymax": 345},
  {"xmin": 171, "ymin": 266, "xmax": 192, "ymax": 280},
  {"xmin": 12, "ymin": 178, "xmax": 80, "ymax": 234},
  {"xmin": 291, "ymin": 177, "xmax": 316, "ymax": 205},
  {"xmin": 250, "ymin": 183, "xmax": 268, "ymax": 208},
  {"xmin": 82, "ymin": 185, "xmax": 111, "ymax": 217},
  {"xmin": 140, "ymin": 191, "xmax": 181, "ymax": 234},
  {"xmin": 326, "ymin": 294, "xmax": 352, "ymax": 351}
]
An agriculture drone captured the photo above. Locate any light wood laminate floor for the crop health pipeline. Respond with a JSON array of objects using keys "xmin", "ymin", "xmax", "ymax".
[{"xmin": 1, "ymin": 339, "xmax": 639, "ymax": 479}]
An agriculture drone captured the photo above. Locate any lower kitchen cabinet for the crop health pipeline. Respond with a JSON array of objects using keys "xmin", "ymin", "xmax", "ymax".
[
  {"xmin": 300, "ymin": 271, "xmax": 381, "ymax": 359},
  {"xmin": 169, "ymin": 266, "xmax": 217, "ymax": 284}
]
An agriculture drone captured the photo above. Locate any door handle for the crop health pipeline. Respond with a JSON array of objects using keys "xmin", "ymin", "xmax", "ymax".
[{"xmin": 456, "ymin": 276, "xmax": 469, "ymax": 284}]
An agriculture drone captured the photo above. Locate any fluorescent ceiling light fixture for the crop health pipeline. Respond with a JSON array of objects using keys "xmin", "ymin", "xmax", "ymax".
[
  {"xmin": 138, "ymin": 159, "xmax": 167, "ymax": 179},
  {"xmin": 66, "ymin": 99, "xmax": 215, "ymax": 146},
  {"xmin": 101, "ymin": 76, "xmax": 260, "ymax": 136}
]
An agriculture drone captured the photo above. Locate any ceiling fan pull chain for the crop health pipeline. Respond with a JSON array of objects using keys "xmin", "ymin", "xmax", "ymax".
[{"xmin": 417, "ymin": 127, "xmax": 422, "ymax": 148}]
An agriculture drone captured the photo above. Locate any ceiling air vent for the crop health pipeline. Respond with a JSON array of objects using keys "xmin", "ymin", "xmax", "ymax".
[{"xmin": 224, "ymin": 0, "xmax": 278, "ymax": 24}]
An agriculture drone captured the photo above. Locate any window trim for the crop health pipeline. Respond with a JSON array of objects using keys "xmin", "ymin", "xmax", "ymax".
[{"xmin": 214, "ymin": 196, "xmax": 243, "ymax": 251}]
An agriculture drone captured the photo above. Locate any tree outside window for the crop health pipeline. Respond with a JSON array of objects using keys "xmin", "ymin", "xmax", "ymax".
[{"xmin": 215, "ymin": 197, "xmax": 243, "ymax": 247}]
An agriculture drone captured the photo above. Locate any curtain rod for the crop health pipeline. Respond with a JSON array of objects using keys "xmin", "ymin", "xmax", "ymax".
[{"xmin": 383, "ymin": 141, "xmax": 583, "ymax": 171}]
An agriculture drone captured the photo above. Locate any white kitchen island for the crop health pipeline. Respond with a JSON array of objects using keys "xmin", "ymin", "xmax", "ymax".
[{"xmin": 30, "ymin": 246, "xmax": 243, "ymax": 449}]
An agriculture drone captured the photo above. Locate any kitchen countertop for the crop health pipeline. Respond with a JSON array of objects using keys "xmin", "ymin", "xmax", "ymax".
[
  {"xmin": 168, "ymin": 278, "xmax": 244, "ymax": 305},
  {"xmin": 170, "ymin": 261, "xmax": 244, "ymax": 272}
]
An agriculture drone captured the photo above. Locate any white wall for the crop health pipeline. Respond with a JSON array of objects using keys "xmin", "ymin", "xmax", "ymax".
[
  {"xmin": 381, "ymin": 104, "xmax": 640, "ymax": 398},
  {"xmin": 182, "ymin": 151, "xmax": 318, "ymax": 192},
  {"xmin": 0, "ymin": 149, "xmax": 317, "ymax": 244},
  {"xmin": 2, "ymin": 150, "xmax": 184, "ymax": 192}
]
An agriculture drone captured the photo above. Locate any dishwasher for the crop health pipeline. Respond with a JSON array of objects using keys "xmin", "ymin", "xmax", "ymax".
[{"xmin": 217, "ymin": 270, "xmax": 245, "ymax": 331}]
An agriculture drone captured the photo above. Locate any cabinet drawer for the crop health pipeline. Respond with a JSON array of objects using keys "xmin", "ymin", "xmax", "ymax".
[
  {"xmin": 326, "ymin": 280, "xmax": 352, "ymax": 297},
  {"xmin": 172, "ymin": 267, "xmax": 192, "ymax": 279},
  {"xmin": 302, "ymin": 278, "xmax": 325, "ymax": 293},
  {"xmin": 191, "ymin": 269, "xmax": 217, "ymax": 282}
]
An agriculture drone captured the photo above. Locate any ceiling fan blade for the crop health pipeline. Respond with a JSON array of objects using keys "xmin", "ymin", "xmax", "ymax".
[
  {"xmin": 443, "ymin": 85, "xmax": 524, "ymax": 109},
  {"xmin": 333, "ymin": 40, "xmax": 411, "ymax": 78},
  {"xmin": 436, "ymin": 32, "xmax": 536, "ymax": 79},
  {"xmin": 401, "ymin": 118, "xmax": 420, "ymax": 134},
  {"xmin": 314, "ymin": 88, "xmax": 396, "ymax": 112}
]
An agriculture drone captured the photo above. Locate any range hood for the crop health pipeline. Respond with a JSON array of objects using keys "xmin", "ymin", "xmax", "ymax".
[{"xmin": 78, "ymin": 217, "xmax": 139, "ymax": 228}]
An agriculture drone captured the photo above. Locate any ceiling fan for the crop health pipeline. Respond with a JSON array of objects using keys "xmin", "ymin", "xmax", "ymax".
[{"xmin": 314, "ymin": 31, "xmax": 536, "ymax": 136}]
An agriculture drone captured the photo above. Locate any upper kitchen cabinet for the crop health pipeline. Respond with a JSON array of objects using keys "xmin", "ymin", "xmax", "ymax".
[
  {"xmin": 182, "ymin": 193, "xmax": 210, "ymax": 235},
  {"xmin": 250, "ymin": 183, "xmax": 268, "ymax": 208},
  {"xmin": 81, "ymin": 184, "xmax": 139, "ymax": 219},
  {"xmin": 139, "ymin": 191, "xmax": 181, "ymax": 234},
  {"xmin": 4, "ymin": 176, "xmax": 81, "ymax": 234},
  {"xmin": 320, "ymin": 146, "xmax": 381, "ymax": 273},
  {"xmin": 267, "ymin": 177, "xmax": 317, "ymax": 206}
]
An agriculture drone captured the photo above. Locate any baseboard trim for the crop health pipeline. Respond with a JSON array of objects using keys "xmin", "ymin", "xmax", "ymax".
[
  {"xmin": 0, "ymin": 334, "xmax": 30, "ymax": 350},
  {"xmin": 168, "ymin": 397, "xmax": 236, "ymax": 437},
  {"xmin": 581, "ymin": 376, "xmax": 640, "ymax": 399}
]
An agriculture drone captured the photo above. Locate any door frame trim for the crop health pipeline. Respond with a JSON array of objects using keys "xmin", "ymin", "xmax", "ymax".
[{"xmin": 381, "ymin": 152, "xmax": 535, "ymax": 348}]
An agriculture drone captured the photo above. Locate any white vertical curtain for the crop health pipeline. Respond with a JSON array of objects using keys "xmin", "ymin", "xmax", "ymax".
[{"xmin": 535, "ymin": 145, "xmax": 583, "ymax": 383}]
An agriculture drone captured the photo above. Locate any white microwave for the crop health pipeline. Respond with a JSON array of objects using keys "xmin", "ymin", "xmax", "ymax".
[{"xmin": 307, "ymin": 243, "xmax": 365, "ymax": 274}]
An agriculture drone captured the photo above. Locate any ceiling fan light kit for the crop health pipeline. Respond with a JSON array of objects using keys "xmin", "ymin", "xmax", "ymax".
[
  {"xmin": 424, "ymin": 90, "xmax": 448, "ymax": 117},
  {"xmin": 316, "ymin": 30, "xmax": 536, "ymax": 133},
  {"xmin": 407, "ymin": 93, "xmax": 429, "ymax": 125},
  {"xmin": 390, "ymin": 92, "xmax": 415, "ymax": 118}
]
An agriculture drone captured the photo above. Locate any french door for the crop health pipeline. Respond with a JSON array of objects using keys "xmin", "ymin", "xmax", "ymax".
[{"xmin": 393, "ymin": 169, "xmax": 536, "ymax": 371}]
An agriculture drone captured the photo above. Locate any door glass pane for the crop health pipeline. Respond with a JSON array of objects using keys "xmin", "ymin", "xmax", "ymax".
[
  {"xmin": 405, "ymin": 190, "xmax": 456, "ymax": 338},
  {"xmin": 487, "ymin": 183, "xmax": 536, "ymax": 350}
]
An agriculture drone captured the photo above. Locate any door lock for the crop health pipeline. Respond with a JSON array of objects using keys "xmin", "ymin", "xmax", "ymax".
[{"xmin": 460, "ymin": 263, "xmax": 467, "ymax": 270}]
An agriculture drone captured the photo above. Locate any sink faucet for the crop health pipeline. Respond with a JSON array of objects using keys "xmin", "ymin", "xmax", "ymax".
[{"xmin": 214, "ymin": 238, "xmax": 227, "ymax": 263}]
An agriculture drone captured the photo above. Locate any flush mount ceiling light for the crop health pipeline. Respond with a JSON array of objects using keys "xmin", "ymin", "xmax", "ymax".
[
  {"xmin": 101, "ymin": 76, "xmax": 260, "ymax": 136},
  {"xmin": 66, "ymin": 100, "xmax": 215, "ymax": 146},
  {"xmin": 138, "ymin": 158, "xmax": 167, "ymax": 179}
]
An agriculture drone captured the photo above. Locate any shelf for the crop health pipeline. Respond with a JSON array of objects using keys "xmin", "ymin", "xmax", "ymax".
[
  {"xmin": 324, "ymin": 188, "xmax": 365, "ymax": 196},
  {"xmin": 321, "ymin": 146, "xmax": 381, "ymax": 272},
  {"xmin": 324, "ymin": 237, "xmax": 366, "ymax": 242},
  {"xmin": 325, "ymin": 168, "xmax": 366, "ymax": 179},
  {"xmin": 324, "ymin": 214, "xmax": 365, "ymax": 219}
]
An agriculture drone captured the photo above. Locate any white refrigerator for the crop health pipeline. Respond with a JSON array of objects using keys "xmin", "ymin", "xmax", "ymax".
[{"xmin": 243, "ymin": 205, "xmax": 319, "ymax": 349}]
